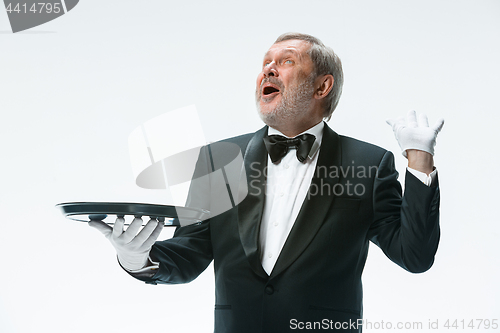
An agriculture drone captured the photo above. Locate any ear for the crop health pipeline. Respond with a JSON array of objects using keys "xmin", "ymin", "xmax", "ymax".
[{"xmin": 314, "ymin": 74, "xmax": 334, "ymax": 100}]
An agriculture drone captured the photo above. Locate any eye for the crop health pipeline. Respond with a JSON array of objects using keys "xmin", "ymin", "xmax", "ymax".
[{"xmin": 284, "ymin": 59, "xmax": 293, "ymax": 65}]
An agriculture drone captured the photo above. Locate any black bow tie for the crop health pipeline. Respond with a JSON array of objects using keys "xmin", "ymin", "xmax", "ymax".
[{"xmin": 263, "ymin": 134, "xmax": 316, "ymax": 163}]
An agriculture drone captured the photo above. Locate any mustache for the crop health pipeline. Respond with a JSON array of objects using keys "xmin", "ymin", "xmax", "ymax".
[{"xmin": 260, "ymin": 77, "xmax": 284, "ymax": 91}]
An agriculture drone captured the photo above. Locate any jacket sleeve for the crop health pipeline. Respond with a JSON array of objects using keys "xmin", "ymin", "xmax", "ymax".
[{"xmin": 367, "ymin": 150, "xmax": 440, "ymax": 273}]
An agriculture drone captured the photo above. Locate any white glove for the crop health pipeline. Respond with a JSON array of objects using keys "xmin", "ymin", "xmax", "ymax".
[
  {"xmin": 89, "ymin": 216, "xmax": 163, "ymax": 271},
  {"xmin": 386, "ymin": 110, "xmax": 444, "ymax": 157}
]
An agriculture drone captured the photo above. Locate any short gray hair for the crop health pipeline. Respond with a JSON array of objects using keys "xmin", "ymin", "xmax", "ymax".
[{"xmin": 275, "ymin": 32, "xmax": 343, "ymax": 120}]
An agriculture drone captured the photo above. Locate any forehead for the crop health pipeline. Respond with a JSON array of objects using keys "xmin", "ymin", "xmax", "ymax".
[{"xmin": 264, "ymin": 39, "xmax": 312, "ymax": 60}]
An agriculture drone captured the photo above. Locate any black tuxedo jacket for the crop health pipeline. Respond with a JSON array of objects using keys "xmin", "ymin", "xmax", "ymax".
[{"xmin": 136, "ymin": 123, "xmax": 440, "ymax": 333}]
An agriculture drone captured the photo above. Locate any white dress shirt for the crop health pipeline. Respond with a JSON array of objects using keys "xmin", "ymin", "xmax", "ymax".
[{"xmin": 259, "ymin": 122, "xmax": 325, "ymax": 275}]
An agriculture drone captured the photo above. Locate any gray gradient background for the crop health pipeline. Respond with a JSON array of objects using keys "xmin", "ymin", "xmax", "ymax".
[{"xmin": 1, "ymin": 1, "xmax": 499, "ymax": 332}]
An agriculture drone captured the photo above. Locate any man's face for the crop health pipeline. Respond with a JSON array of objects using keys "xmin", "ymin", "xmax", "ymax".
[{"xmin": 255, "ymin": 39, "xmax": 317, "ymax": 128}]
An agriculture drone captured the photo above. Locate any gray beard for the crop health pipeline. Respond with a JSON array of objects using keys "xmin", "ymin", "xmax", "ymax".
[{"xmin": 256, "ymin": 73, "xmax": 316, "ymax": 128}]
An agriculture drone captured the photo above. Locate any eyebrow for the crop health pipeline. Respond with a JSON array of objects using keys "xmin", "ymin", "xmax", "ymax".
[
  {"xmin": 263, "ymin": 48, "xmax": 302, "ymax": 61},
  {"xmin": 281, "ymin": 49, "xmax": 301, "ymax": 57}
]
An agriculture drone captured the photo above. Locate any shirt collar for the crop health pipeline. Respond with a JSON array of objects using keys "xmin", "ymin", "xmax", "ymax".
[{"xmin": 267, "ymin": 121, "xmax": 324, "ymax": 160}]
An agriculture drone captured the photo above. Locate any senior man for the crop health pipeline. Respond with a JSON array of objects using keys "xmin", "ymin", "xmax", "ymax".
[{"xmin": 90, "ymin": 32, "xmax": 443, "ymax": 332}]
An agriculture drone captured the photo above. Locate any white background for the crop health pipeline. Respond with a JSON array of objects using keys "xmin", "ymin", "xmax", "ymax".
[{"xmin": 1, "ymin": 1, "xmax": 499, "ymax": 332}]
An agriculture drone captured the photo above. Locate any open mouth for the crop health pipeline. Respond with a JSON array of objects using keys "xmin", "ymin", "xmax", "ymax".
[{"xmin": 262, "ymin": 84, "xmax": 280, "ymax": 97}]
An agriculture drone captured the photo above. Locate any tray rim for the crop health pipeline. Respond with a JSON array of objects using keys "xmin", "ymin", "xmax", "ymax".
[{"xmin": 56, "ymin": 201, "xmax": 210, "ymax": 223}]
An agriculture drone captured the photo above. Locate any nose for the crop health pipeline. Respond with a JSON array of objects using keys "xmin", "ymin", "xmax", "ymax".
[{"xmin": 263, "ymin": 61, "xmax": 278, "ymax": 77}]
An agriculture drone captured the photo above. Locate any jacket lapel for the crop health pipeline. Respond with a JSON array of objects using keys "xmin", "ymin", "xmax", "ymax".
[
  {"xmin": 237, "ymin": 126, "xmax": 269, "ymax": 278},
  {"xmin": 270, "ymin": 124, "xmax": 342, "ymax": 277}
]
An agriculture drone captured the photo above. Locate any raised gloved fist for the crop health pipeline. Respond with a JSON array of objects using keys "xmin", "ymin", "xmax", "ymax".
[
  {"xmin": 386, "ymin": 110, "xmax": 444, "ymax": 157},
  {"xmin": 89, "ymin": 216, "xmax": 163, "ymax": 271}
]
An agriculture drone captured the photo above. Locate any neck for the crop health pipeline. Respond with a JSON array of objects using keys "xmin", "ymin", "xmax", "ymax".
[{"xmin": 271, "ymin": 119, "xmax": 322, "ymax": 137}]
